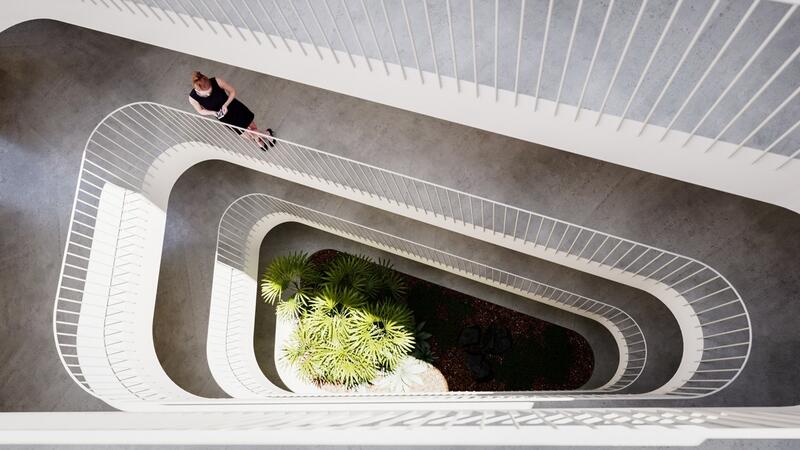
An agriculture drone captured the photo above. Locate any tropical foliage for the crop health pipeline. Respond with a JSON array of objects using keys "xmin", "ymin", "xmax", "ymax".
[
  {"xmin": 411, "ymin": 321, "xmax": 437, "ymax": 363},
  {"xmin": 260, "ymin": 252, "xmax": 318, "ymax": 319},
  {"xmin": 262, "ymin": 252, "xmax": 417, "ymax": 388}
]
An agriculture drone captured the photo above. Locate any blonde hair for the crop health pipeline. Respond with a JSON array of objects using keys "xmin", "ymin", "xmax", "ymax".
[{"xmin": 192, "ymin": 71, "xmax": 210, "ymax": 89}]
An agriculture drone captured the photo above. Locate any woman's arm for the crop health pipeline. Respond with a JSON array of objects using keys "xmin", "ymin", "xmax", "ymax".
[
  {"xmin": 188, "ymin": 97, "xmax": 218, "ymax": 116},
  {"xmin": 216, "ymin": 77, "xmax": 236, "ymax": 111}
]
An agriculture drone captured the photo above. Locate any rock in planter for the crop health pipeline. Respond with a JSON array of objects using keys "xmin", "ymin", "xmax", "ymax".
[
  {"xmin": 458, "ymin": 326, "xmax": 482, "ymax": 354},
  {"xmin": 482, "ymin": 322, "xmax": 512, "ymax": 355},
  {"xmin": 466, "ymin": 353, "xmax": 493, "ymax": 382}
]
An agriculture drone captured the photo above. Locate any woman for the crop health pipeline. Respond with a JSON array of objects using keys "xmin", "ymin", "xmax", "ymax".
[{"xmin": 189, "ymin": 71, "xmax": 275, "ymax": 151}]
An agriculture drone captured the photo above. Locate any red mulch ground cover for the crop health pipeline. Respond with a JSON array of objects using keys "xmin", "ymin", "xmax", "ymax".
[{"xmin": 309, "ymin": 250, "xmax": 594, "ymax": 392}]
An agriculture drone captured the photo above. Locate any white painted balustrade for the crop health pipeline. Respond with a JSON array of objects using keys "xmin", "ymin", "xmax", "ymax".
[
  {"xmin": 84, "ymin": 0, "xmax": 800, "ymax": 163},
  {"xmin": 2, "ymin": 408, "xmax": 800, "ymax": 445},
  {"xmin": 0, "ymin": 1, "xmax": 797, "ymax": 440},
  {"xmin": 54, "ymin": 102, "xmax": 750, "ymax": 410},
  {"xmin": 208, "ymin": 194, "xmax": 645, "ymax": 398},
  {"xmin": 4, "ymin": 0, "xmax": 799, "ymax": 212}
]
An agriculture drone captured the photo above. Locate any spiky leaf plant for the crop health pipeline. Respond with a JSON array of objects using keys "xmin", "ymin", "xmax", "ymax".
[
  {"xmin": 261, "ymin": 252, "xmax": 318, "ymax": 319},
  {"xmin": 265, "ymin": 250, "xmax": 420, "ymax": 389},
  {"xmin": 283, "ymin": 322, "xmax": 325, "ymax": 381},
  {"xmin": 316, "ymin": 340, "xmax": 376, "ymax": 387},
  {"xmin": 275, "ymin": 295, "xmax": 306, "ymax": 321},
  {"xmin": 321, "ymin": 254, "xmax": 374, "ymax": 297},
  {"xmin": 305, "ymin": 286, "xmax": 365, "ymax": 341},
  {"xmin": 283, "ymin": 312, "xmax": 377, "ymax": 388},
  {"xmin": 322, "ymin": 254, "xmax": 408, "ymax": 302},
  {"xmin": 372, "ymin": 258, "xmax": 407, "ymax": 301},
  {"xmin": 351, "ymin": 301, "xmax": 415, "ymax": 371}
]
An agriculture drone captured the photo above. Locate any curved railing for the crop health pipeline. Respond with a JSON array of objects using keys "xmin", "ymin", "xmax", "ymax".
[
  {"xmin": 209, "ymin": 193, "xmax": 645, "ymax": 397},
  {"xmin": 54, "ymin": 102, "xmax": 750, "ymax": 408},
  {"xmin": 81, "ymin": 0, "xmax": 800, "ymax": 169}
]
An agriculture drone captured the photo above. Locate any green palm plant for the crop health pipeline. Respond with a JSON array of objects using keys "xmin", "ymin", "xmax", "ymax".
[
  {"xmin": 321, "ymin": 254, "xmax": 373, "ymax": 296},
  {"xmin": 372, "ymin": 258, "xmax": 407, "ymax": 301},
  {"xmin": 260, "ymin": 252, "xmax": 318, "ymax": 319},
  {"xmin": 351, "ymin": 301, "xmax": 415, "ymax": 371},
  {"xmin": 265, "ymin": 250, "xmax": 419, "ymax": 388},
  {"xmin": 305, "ymin": 286, "xmax": 364, "ymax": 341},
  {"xmin": 316, "ymin": 340, "xmax": 376, "ymax": 387},
  {"xmin": 322, "ymin": 254, "xmax": 408, "ymax": 301},
  {"xmin": 283, "ymin": 322, "xmax": 324, "ymax": 381},
  {"xmin": 284, "ymin": 320, "xmax": 377, "ymax": 387},
  {"xmin": 275, "ymin": 295, "xmax": 305, "ymax": 321}
]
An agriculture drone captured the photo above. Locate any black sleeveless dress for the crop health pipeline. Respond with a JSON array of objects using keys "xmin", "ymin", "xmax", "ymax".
[{"xmin": 189, "ymin": 77, "xmax": 255, "ymax": 134}]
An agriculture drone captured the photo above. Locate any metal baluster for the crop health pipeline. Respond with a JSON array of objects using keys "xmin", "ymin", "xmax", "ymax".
[
  {"xmin": 595, "ymin": 0, "xmax": 647, "ymax": 125},
  {"xmin": 361, "ymin": 0, "xmax": 390, "ymax": 74},
  {"xmin": 381, "ymin": 0, "xmax": 406, "ymax": 79},
  {"xmin": 574, "ymin": 0, "xmax": 613, "ymax": 120},
  {"xmin": 705, "ymin": 46, "xmax": 800, "ymax": 153},
  {"xmin": 230, "ymin": 0, "xmax": 263, "ymax": 44},
  {"xmin": 422, "ymin": 0, "xmax": 441, "ymax": 87},
  {"xmin": 493, "ymin": 0, "xmax": 498, "ymax": 100},
  {"xmin": 257, "ymin": 0, "xmax": 292, "ymax": 50},
  {"xmin": 307, "ymin": 0, "xmax": 339, "ymax": 61},
  {"xmin": 616, "ymin": 0, "xmax": 684, "ymax": 131},
  {"xmin": 659, "ymin": 0, "xmax": 760, "ymax": 140},
  {"xmin": 554, "ymin": 0, "xmax": 583, "ymax": 115},
  {"xmin": 751, "ymin": 117, "xmax": 800, "ymax": 164},
  {"xmin": 215, "ymin": 0, "xmax": 248, "ymax": 41},
  {"xmin": 776, "ymin": 146, "xmax": 800, "ymax": 170},
  {"xmin": 288, "ymin": 0, "xmax": 324, "ymax": 59},
  {"xmin": 637, "ymin": 0, "xmax": 721, "ymax": 136},
  {"xmin": 534, "ymin": 0, "xmax": 553, "ymax": 111},
  {"xmin": 324, "ymin": 0, "xmax": 356, "ymax": 66},
  {"xmin": 683, "ymin": 4, "xmax": 796, "ymax": 147},
  {"xmin": 446, "ymin": 0, "xmax": 460, "ymax": 92},
  {"xmin": 274, "ymin": 0, "xmax": 308, "ymax": 55},
  {"xmin": 188, "ymin": 0, "xmax": 218, "ymax": 33},
  {"xmin": 730, "ymin": 84, "xmax": 800, "ymax": 158},
  {"xmin": 513, "ymin": 0, "xmax": 525, "ymax": 106},
  {"xmin": 470, "ymin": 0, "xmax": 478, "ymax": 97},
  {"xmin": 342, "ymin": 0, "xmax": 372, "ymax": 70},
  {"xmin": 140, "ymin": 0, "xmax": 165, "ymax": 21},
  {"xmin": 155, "ymin": 0, "xmax": 187, "ymax": 26},
  {"xmin": 401, "ymin": 0, "xmax": 423, "ymax": 83}
]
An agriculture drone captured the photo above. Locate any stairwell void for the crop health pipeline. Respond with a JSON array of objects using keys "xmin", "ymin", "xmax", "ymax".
[
  {"xmin": 2, "ymin": 19, "xmax": 799, "ymax": 443},
  {"xmin": 52, "ymin": 102, "xmax": 750, "ymax": 410}
]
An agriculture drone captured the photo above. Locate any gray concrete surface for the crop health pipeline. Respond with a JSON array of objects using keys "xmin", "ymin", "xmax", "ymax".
[{"xmin": 0, "ymin": 19, "xmax": 799, "ymax": 414}]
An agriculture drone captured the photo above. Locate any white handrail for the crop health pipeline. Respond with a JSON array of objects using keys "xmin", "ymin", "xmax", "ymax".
[
  {"xmin": 54, "ymin": 102, "xmax": 751, "ymax": 408},
  {"xmin": 80, "ymin": 0, "xmax": 800, "ymax": 169},
  {"xmin": 3, "ymin": 407, "xmax": 800, "ymax": 445},
  {"xmin": 209, "ymin": 194, "xmax": 646, "ymax": 397}
]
